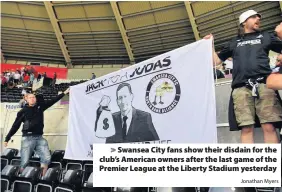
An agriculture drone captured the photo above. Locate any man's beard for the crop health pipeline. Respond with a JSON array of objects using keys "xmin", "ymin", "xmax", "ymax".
[
  {"xmin": 252, "ymin": 22, "xmax": 261, "ymax": 32},
  {"xmin": 253, "ymin": 27, "xmax": 261, "ymax": 32}
]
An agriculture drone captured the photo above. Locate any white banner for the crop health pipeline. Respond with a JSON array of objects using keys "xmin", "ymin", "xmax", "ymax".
[{"xmin": 65, "ymin": 39, "xmax": 217, "ymax": 160}]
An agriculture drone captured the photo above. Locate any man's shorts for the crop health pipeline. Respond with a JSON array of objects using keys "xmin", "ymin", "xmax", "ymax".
[
  {"xmin": 20, "ymin": 135, "xmax": 51, "ymax": 168},
  {"xmin": 232, "ymin": 83, "xmax": 282, "ymax": 127}
]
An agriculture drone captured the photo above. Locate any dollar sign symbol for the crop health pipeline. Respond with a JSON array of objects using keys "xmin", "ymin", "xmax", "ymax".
[{"xmin": 103, "ymin": 118, "xmax": 109, "ymax": 130}]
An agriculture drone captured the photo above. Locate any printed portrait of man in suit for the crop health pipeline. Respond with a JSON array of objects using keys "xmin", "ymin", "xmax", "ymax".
[{"xmin": 95, "ymin": 83, "xmax": 159, "ymax": 143}]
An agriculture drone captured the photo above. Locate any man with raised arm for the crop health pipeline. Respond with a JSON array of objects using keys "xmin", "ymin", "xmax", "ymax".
[
  {"xmin": 204, "ymin": 10, "xmax": 282, "ymax": 143},
  {"xmin": 4, "ymin": 88, "xmax": 70, "ymax": 176}
]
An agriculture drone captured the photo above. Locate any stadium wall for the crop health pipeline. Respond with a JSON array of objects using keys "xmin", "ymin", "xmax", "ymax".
[
  {"xmin": 4, "ymin": 60, "xmax": 66, "ymax": 68},
  {"xmin": 0, "ymin": 103, "xmax": 69, "ymax": 152}
]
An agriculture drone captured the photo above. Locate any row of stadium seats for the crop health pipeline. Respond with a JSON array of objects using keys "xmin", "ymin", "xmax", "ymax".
[
  {"xmin": 1, "ymin": 148, "xmax": 101, "ymax": 192},
  {"xmin": 1, "ymin": 87, "xmax": 23, "ymax": 102},
  {"xmin": 1, "ymin": 148, "xmax": 93, "ymax": 171},
  {"xmin": 1, "ymin": 165, "xmax": 99, "ymax": 192},
  {"xmin": 2, "ymin": 149, "xmax": 278, "ymax": 192},
  {"xmin": 1, "ymin": 80, "xmax": 87, "ymax": 103}
]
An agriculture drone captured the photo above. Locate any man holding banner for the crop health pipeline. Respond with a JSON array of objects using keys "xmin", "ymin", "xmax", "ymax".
[{"xmin": 204, "ymin": 10, "xmax": 282, "ymax": 143}]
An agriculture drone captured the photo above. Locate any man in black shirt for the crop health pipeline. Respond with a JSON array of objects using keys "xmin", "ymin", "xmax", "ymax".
[
  {"xmin": 204, "ymin": 10, "xmax": 282, "ymax": 143},
  {"xmin": 4, "ymin": 88, "xmax": 70, "ymax": 175},
  {"xmin": 267, "ymin": 54, "xmax": 282, "ymax": 90}
]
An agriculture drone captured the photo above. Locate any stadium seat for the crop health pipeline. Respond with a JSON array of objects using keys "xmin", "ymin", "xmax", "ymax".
[
  {"xmin": 255, "ymin": 188, "xmax": 277, "ymax": 192},
  {"xmin": 82, "ymin": 161, "xmax": 93, "ymax": 187},
  {"xmin": 1, "ymin": 147, "xmax": 18, "ymax": 170},
  {"xmin": 35, "ymin": 167, "xmax": 61, "ymax": 192},
  {"xmin": 16, "ymin": 96, "xmax": 22, "ymax": 100},
  {"xmin": 83, "ymin": 161, "xmax": 93, "ymax": 171},
  {"xmin": 66, "ymin": 160, "xmax": 83, "ymax": 170},
  {"xmin": 1, "ymin": 158, "xmax": 9, "ymax": 171},
  {"xmin": 1, "ymin": 148, "xmax": 18, "ymax": 161},
  {"xmin": 49, "ymin": 162, "xmax": 63, "ymax": 169},
  {"xmin": 12, "ymin": 166, "xmax": 42, "ymax": 192},
  {"xmin": 54, "ymin": 169, "xmax": 83, "ymax": 192},
  {"xmin": 2, "ymin": 97, "xmax": 8, "ymax": 102},
  {"xmin": 63, "ymin": 170, "xmax": 83, "ymax": 185},
  {"xmin": 130, "ymin": 188, "xmax": 151, "ymax": 192},
  {"xmin": 10, "ymin": 158, "xmax": 21, "ymax": 166},
  {"xmin": 81, "ymin": 172, "xmax": 111, "ymax": 192},
  {"xmin": 1, "ymin": 165, "xmax": 20, "ymax": 192},
  {"xmin": 8, "ymin": 98, "xmax": 13, "ymax": 102},
  {"xmin": 49, "ymin": 150, "xmax": 65, "ymax": 169},
  {"xmin": 11, "ymin": 150, "xmax": 40, "ymax": 167},
  {"xmin": 28, "ymin": 160, "xmax": 41, "ymax": 167},
  {"xmin": 1, "ymin": 165, "xmax": 20, "ymax": 177},
  {"xmin": 81, "ymin": 172, "xmax": 94, "ymax": 192},
  {"xmin": 28, "ymin": 152, "xmax": 42, "ymax": 167}
]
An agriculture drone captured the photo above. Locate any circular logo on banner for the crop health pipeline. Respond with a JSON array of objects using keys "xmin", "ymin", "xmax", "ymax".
[{"xmin": 145, "ymin": 73, "xmax": 181, "ymax": 114}]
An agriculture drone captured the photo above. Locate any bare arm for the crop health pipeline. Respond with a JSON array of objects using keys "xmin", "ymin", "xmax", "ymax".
[
  {"xmin": 213, "ymin": 51, "xmax": 223, "ymax": 66},
  {"xmin": 267, "ymin": 74, "xmax": 282, "ymax": 90},
  {"xmin": 275, "ymin": 22, "xmax": 282, "ymax": 40},
  {"xmin": 203, "ymin": 34, "xmax": 223, "ymax": 66},
  {"xmin": 267, "ymin": 58, "xmax": 282, "ymax": 90}
]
